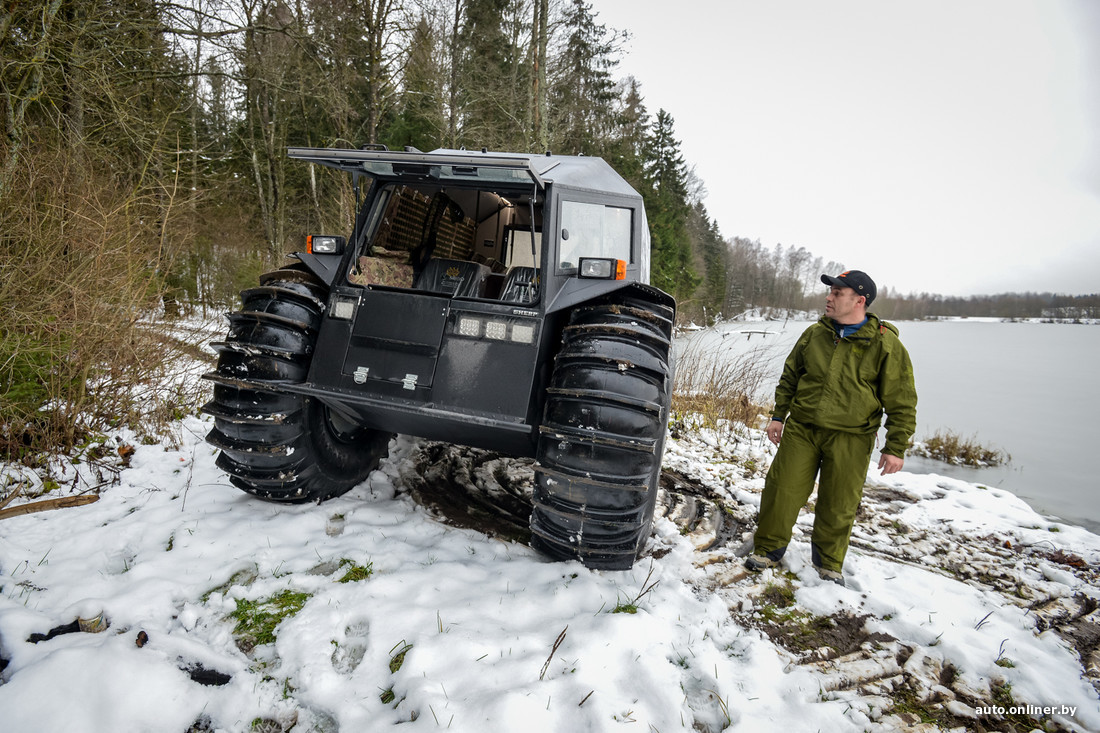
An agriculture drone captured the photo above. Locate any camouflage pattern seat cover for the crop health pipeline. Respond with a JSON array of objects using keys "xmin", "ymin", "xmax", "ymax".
[{"xmin": 351, "ymin": 248, "xmax": 414, "ymax": 288}]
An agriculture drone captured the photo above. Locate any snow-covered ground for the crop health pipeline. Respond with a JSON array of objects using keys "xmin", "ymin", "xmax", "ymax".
[{"xmin": 1, "ymin": 327, "xmax": 1098, "ymax": 732}]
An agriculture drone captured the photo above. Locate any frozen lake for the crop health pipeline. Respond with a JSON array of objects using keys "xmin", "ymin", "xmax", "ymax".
[{"xmin": 679, "ymin": 318, "xmax": 1100, "ymax": 534}]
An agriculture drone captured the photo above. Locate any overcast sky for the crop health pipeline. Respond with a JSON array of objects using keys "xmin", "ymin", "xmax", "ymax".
[{"xmin": 590, "ymin": 0, "xmax": 1100, "ymax": 297}]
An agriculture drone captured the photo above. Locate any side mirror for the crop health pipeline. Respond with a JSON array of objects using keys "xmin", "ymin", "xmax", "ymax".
[{"xmin": 307, "ymin": 235, "xmax": 346, "ymax": 255}]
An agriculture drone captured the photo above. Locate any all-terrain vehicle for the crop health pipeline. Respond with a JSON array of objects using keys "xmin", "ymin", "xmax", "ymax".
[{"xmin": 202, "ymin": 146, "xmax": 675, "ymax": 570}]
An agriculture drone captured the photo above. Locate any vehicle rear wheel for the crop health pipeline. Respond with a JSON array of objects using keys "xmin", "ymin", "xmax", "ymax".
[
  {"xmin": 202, "ymin": 265, "xmax": 391, "ymax": 503},
  {"xmin": 530, "ymin": 295, "xmax": 675, "ymax": 570}
]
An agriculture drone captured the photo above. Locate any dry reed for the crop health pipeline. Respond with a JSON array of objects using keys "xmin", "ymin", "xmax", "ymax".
[
  {"xmin": 671, "ymin": 336, "xmax": 776, "ymax": 438},
  {"xmin": 0, "ymin": 146, "xmax": 203, "ymax": 459},
  {"xmin": 910, "ymin": 430, "xmax": 1010, "ymax": 467}
]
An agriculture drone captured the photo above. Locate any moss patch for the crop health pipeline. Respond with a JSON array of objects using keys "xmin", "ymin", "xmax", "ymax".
[
  {"xmin": 758, "ymin": 580, "xmax": 797, "ymax": 610},
  {"xmin": 230, "ymin": 590, "xmax": 311, "ymax": 648},
  {"xmin": 889, "ymin": 680, "xmax": 958, "ymax": 727}
]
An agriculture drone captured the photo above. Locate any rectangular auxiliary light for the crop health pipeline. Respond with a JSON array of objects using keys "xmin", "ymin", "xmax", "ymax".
[
  {"xmin": 331, "ymin": 296, "xmax": 357, "ymax": 320},
  {"xmin": 511, "ymin": 323, "xmax": 536, "ymax": 343},
  {"xmin": 451, "ymin": 313, "xmax": 538, "ymax": 344},
  {"xmin": 578, "ymin": 257, "xmax": 626, "ymax": 280},
  {"xmin": 457, "ymin": 316, "xmax": 482, "ymax": 337},
  {"xmin": 484, "ymin": 321, "xmax": 508, "ymax": 340},
  {"xmin": 307, "ymin": 234, "xmax": 346, "ymax": 254}
]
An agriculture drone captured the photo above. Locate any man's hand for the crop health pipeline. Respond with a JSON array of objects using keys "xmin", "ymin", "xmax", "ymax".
[
  {"xmin": 878, "ymin": 453, "xmax": 904, "ymax": 475},
  {"xmin": 767, "ymin": 420, "xmax": 784, "ymax": 445}
]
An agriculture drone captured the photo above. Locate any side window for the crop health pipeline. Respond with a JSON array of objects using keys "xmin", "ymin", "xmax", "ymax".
[{"xmin": 558, "ymin": 201, "xmax": 631, "ymax": 271}]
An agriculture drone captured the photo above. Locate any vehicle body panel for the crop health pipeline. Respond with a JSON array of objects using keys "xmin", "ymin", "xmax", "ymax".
[{"xmin": 276, "ymin": 147, "xmax": 669, "ymax": 457}]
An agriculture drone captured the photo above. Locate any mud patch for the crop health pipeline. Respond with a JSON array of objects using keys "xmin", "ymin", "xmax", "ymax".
[
  {"xmin": 1029, "ymin": 594, "xmax": 1100, "ymax": 693},
  {"xmin": 399, "ymin": 443, "xmax": 535, "ymax": 544},
  {"xmin": 746, "ymin": 582, "xmax": 895, "ymax": 660},
  {"xmin": 862, "ymin": 485, "xmax": 919, "ymax": 504},
  {"xmin": 1065, "ymin": 620, "xmax": 1100, "ymax": 695},
  {"xmin": 762, "ymin": 610, "xmax": 892, "ymax": 658},
  {"xmin": 657, "ymin": 468, "xmax": 748, "ymax": 551},
  {"xmin": 399, "ymin": 444, "xmax": 752, "ymax": 552},
  {"xmin": 1059, "ymin": 612, "xmax": 1100, "ymax": 667}
]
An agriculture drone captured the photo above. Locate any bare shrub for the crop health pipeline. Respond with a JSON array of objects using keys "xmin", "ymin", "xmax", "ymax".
[
  {"xmin": 0, "ymin": 147, "xmax": 199, "ymax": 458},
  {"xmin": 672, "ymin": 336, "xmax": 776, "ymax": 438}
]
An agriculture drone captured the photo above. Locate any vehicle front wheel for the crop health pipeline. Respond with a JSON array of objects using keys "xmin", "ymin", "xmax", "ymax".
[
  {"xmin": 530, "ymin": 295, "xmax": 674, "ymax": 570},
  {"xmin": 202, "ymin": 265, "xmax": 391, "ymax": 502}
]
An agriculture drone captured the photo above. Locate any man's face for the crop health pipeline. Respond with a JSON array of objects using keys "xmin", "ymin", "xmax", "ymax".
[{"xmin": 825, "ymin": 285, "xmax": 865, "ymax": 324}]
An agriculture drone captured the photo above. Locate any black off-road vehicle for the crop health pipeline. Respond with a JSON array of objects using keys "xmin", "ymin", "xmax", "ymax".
[{"xmin": 202, "ymin": 147, "xmax": 675, "ymax": 570}]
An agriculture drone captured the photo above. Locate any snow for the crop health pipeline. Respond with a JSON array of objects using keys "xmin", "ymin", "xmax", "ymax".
[{"xmin": 2, "ymin": 341, "xmax": 1099, "ymax": 732}]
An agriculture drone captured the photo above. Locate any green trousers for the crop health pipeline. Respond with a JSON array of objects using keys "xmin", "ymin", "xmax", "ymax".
[{"xmin": 753, "ymin": 419, "xmax": 875, "ymax": 572}]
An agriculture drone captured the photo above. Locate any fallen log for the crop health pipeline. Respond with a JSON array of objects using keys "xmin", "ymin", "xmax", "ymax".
[{"xmin": 0, "ymin": 494, "xmax": 99, "ymax": 520}]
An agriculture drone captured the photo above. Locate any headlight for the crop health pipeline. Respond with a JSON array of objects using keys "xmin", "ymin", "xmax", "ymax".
[
  {"xmin": 578, "ymin": 257, "xmax": 626, "ymax": 280},
  {"xmin": 307, "ymin": 235, "xmax": 346, "ymax": 254}
]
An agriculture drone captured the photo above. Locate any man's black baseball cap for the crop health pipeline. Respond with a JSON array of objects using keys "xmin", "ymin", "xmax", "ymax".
[{"xmin": 820, "ymin": 270, "xmax": 876, "ymax": 305}]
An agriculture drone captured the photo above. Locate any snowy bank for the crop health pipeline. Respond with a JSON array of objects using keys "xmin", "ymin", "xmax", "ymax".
[{"xmin": 1, "ymin": 409, "xmax": 1098, "ymax": 732}]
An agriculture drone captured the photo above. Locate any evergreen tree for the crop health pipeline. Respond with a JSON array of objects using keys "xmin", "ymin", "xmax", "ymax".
[
  {"xmin": 548, "ymin": 0, "xmax": 622, "ymax": 155},
  {"xmin": 605, "ymin": 77, "xmax": 650, "ymax": 186},
  {"xmin": 455, "ymin": 0, "xmax": 529, "ymax": 149},
  {"xmin": 690, "ymin": 204, "xmax": 728, "ymax": 323},
  {"xmin": 384, "ymin": 15, "xmax": 448, "ymax": 151},
  {"xmin": 643, "ymin": 109, "xmax": 698, "ymax": 299},
  {"xmin": 301, "ymin": 0, "xmax": 373, "ymax": 147}
]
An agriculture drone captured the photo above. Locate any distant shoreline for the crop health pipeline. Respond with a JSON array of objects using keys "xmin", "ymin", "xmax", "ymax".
[
  {"xmin": 721, "ymin": 314, "xmax": 1100, "ymax": 326},
  {"xmin": 902, "ymin": 316, "xmax": 1100, "ymax": 325}
]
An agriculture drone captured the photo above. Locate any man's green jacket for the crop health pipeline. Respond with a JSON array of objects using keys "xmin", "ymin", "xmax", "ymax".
[{"xmin": 771, "ymin": 313, "xmax": 917, "ymax": 457}]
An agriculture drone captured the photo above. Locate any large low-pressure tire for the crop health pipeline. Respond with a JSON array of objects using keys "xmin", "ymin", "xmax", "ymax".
[
  {"xmin": 530, "ymin": 294, "xmax": 675, "ymax": 570},
  {"xmin": 202, "ymin": 265, "xmax": 391, "ymax": 503}
]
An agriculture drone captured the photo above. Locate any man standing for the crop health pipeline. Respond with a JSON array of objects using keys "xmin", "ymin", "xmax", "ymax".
[{"xmin": 745, "ymin": 270, "xmax": 917, "ymax": 585}]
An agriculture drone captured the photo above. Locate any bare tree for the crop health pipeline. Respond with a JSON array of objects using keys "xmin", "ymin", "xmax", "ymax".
[{"xmin": 531, "ymin": 0, "xmax": 548, "ymax": 149}]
